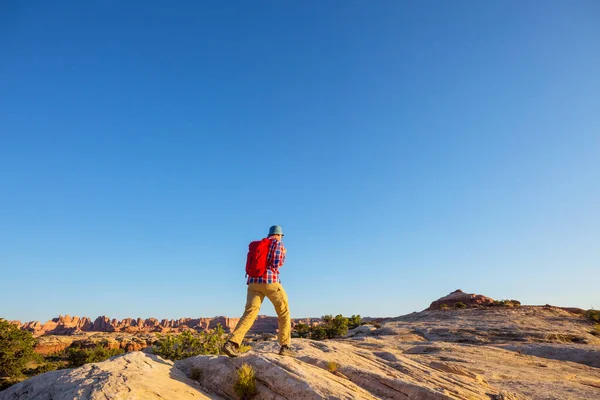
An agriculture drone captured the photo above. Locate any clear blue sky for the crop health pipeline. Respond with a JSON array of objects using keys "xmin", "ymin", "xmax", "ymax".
[{"xmin": 1, "ymin": 1, "xmax": 599, "ymax": 323}]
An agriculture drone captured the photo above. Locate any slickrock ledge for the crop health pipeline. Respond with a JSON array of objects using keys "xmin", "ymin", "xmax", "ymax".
[
  {"xmin": 0, "ymin": 352, "xmax": 222, "ymax": 400},
  {"xmin": 3, "ymin": 294, "xmax": 599, "ymax": 399}
]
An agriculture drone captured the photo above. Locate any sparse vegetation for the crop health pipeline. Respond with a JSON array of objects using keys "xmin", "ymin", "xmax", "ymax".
[
  {"xmin": 66, "ymin": 343, "xmax": 124, "ymax": 368},
  {"xmin": 0, "ymin": 331, "xmax": 127, "ymax": 392},
  {"xmin": 293, "ymin": 323, "xmax": 311, "ymax": 338},
  {"xmin": 585, "ymin": 309, "xmax": 600, "ymax": 323},
  {"xmin": 590, "ymin": 325, "xmax": 600, "ymax": 337},
  {"xmin": 440, "ymin": 303, "xmax": 449, "ymax": 311},
  {"xmin": 348, "ymin": 315, "xmax": 362, "ymax": 330},
  {"xmin": 0, "ymin": 318, "xmax": 38, "ymax": 379},
  {"xmin": 0, "ymin": 378, "xmax": 20, "ymax": 391},
  {"xmin": 153, "ymin": 324, "xmax": 226, "ymax": 361},
  {"xmin": 292, "ymin": 315, "xmax": 353, "ymax": 340},
  {"xmin": 455, "ymin": 302, "xmax": 467, "ymax": 309},
  {"xmin": 233, "ymin": 363, "xmax": 257, "ymax": 399},
  {"xmin": 492, "ymin": 299, "xmax": 521, "ymax": 307},
  {"xmin": 24, "ymin": 361, "xmax": 61, "ymax": 375},
  {"xmin": 326, "ymin": 361, "xmax": 338, "ymax": 374},
  {"xmin": 238, "ymin": 344, "xmax": 252, "ymax": 354}
]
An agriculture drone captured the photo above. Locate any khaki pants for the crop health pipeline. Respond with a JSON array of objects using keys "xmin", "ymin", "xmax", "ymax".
[{"xmin": 229, "ymin": 282, "xmax": 291, "ymax": 347}]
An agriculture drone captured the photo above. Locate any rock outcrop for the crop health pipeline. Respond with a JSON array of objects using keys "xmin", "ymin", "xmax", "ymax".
[
  {"xmin": 34, "ymin": 332, "xmax": 158, "ymax": 354},
  {"xmin": 3, "ymin": 302, "xmax": 600, "ymax": 399},
  {"xmin": 14, "ymin": 315, "xmax": 322, "ymax": 337},
  {"xmin": 426, "ymin": 289, "xmax": 495, "ymax": 311},
  {"xmin": 0, "ymin": 352, "xmax": 221, "ymax": 400}
]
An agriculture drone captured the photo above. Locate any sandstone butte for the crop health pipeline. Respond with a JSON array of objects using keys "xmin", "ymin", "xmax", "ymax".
[{"xmin": 1, "ymin": 290, "xmax": 599, "ymax": 400}]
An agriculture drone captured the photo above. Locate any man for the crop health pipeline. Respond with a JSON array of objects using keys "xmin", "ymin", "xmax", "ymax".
[{"xmin": 222, "ymin": 225, "xmax": 294, "ymax": 357}]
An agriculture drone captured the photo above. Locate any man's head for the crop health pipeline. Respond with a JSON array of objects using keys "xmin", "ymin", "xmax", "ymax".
[{"xmin": 268, "ymin": 225, "xmax": 284, "ymax": 240}]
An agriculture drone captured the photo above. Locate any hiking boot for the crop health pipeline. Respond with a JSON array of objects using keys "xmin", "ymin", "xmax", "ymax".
[
  {"xmin": 222, "ymin": 341, "xmax": 239, "ymax": 357},
  {"xmin": 278, "ymin": 345, "xmax": 296, "ymax": 357}
]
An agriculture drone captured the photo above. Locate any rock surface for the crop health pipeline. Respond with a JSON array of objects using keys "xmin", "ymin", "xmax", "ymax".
[
  {"xmin": 3, "ymin": 301, "xmax": 600, "ymax": 399},
  {"xmin": 0, "ymin": 352, "xmax": 221, "ymax": 400},
  {"xmin": 426, "ymin": 289, "xmax": 496, "ymax": 311}
]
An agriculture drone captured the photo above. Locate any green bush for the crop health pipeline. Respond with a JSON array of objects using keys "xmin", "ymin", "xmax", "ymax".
[
  {"xmin": 309, "ymin": 325, "xmax": 327, "ymax": 340},
  {"xmin": 0, "ymin": 319, "xmax": 38, "ymax": 378},
  {"xmin": 293, "ymin": 314, "xmax": 356, "ymax": 340},
  {"xmin": 153, "ymin": 325, "xmax": 227, "ymax": 361},
  {"xmin": 348, "ymin": 315, "xmax": 362, "ymax": 330},
  {"xmin": 24, "ymin": 362, "xmax": 61, "ymax": 375},
  {"xmin": 293, "ymin": 323, "xmax": 311, "ymax": 339},
  {"xmin": 324, "ymin": 315, "xmax": 349, "ymax": 339},
  {"xmin": 590, "ymin": 324, "xmax": 600, "ymax": 337},
  {"xmin": 586, "ymin": 309, "xmax": 600, "ymax": 323},
  {"xmin": 66, "ymin": 344, "xmax": 124, "ymax": 368},
  {"xmin": 233, "ymin": 363, "xmax": 257, "ymax": 399},
  {"xmin": 455, "ymin": 302, "xmax": 467, "ymax": 309},
  {"xmin": 493, "ymin": 299, "xmax": 521, "ymax": 307},
  {"xmin": 440, "ymin": 304, "xmax": 449, "ymax": 311}
]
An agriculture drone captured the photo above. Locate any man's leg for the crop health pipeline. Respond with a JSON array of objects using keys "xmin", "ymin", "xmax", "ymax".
[
  {"xmin": 265, "ymin": 283, "xmax": 291, "ymax": 347},
  {"xmin": 229, "ymin": 284, "xmax": 265, "ymax": 346}
]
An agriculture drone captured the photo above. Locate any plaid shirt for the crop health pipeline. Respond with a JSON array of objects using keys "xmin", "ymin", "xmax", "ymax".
[{"xmin": 247, "ymin": 238, "xmax": 286, "ymax": 284}]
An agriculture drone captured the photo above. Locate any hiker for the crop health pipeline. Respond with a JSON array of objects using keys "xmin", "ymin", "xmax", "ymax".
[{"xmin": 222, "ymin": 225, "xmax": 294, "ymax": 357}]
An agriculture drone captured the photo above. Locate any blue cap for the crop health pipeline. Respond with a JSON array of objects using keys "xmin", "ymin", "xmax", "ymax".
[{"xmin": 268, "ymin": 225, "xmax": 284, "ymax": 236}]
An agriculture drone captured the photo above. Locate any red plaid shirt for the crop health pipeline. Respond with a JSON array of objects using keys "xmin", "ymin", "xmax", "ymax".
[{"xmin": 247, "ymin": 238, "xmax": 286, "ymax": 284}]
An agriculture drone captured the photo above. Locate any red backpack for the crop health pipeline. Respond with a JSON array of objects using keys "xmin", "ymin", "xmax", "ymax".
[{"xmin": 245, "ymin": 238, "xmax": 271, "ymax": 278}]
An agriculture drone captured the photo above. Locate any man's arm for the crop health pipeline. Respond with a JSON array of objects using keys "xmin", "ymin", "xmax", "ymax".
[{"xmin": 272, "ymin": 241, "xmax": 286, "ymax": 268}]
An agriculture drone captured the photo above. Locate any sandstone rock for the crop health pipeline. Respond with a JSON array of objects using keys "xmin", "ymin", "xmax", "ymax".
[
  {"xmin": 343, "ymin": 324, "xmax": 377, "ymax": 338},
  {"xmin": 177, "ymin": 340, "xmax": 513, "ymax": 400},
  {"xmin": 426, "ymin": 289, "xmax": 495, "ymax": 311},
  {"xmin": 13, "ymin": 315, "xmax": 318, "ymax": 337},
  {"xmin": 0, "ymin": 352, "xmax": 221, "ymax": 400},
  {"xmin": 4, "ymin": 303, "xmax": 600, "ymax": 400}
]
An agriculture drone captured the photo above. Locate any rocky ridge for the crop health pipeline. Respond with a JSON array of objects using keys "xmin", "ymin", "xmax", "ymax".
[
  {"xmin": 3, "ymin": 290, "xmax": 599, "ymax": 399},
  {"xmin": 13, "ymin": 315, "xmax": 322, "ymax": 337}
]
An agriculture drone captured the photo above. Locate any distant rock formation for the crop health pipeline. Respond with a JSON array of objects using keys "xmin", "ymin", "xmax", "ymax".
[
  {"xmin": 13, "ymin": 315, "xmax": 321, "ymax": 337},
  {"xmin": 426, "ymin": 289, "xmax": 495, "ymax": 311},
  {"xmin": 3, "ymin": 300, "xmax": 600, "ymax": 399}
]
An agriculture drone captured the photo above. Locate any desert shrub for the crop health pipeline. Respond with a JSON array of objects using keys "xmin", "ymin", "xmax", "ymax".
[
  {"xmin": 189, "ymin": 367, "xmax": 203, "ymax": 381},
  {"xmin": 293, "ymin": 323, "xmax": 311, "ymax": 338},
  {"xmin": 493, "ymin": 299, "xmax": 521, "ymax": 307},
  {"xmin": 0, "ymin": 319, "xmax": 38, "ymax": 378},
  {"xmin": 348, "ymin": 315, "xmax": 362, "ymax": 330},
  {"xmin": 292, "ymin": 315, "xmax": 353, "ymax": 340},
  {"xmin": 24, "ymin": 362, "xmax": 61, "ymax": 375},
  {"xmin": 324, "ymin": 315, "xmax": 349, "ymax": 339},
  {"xmin": 440, "ymin": 304, "xmax": 449, "ymax": 311},
  {"xmin": 309, "ymin": 325, "xmax": 327, "ymax": 340},
  {"xmin": 590, "ymin": 325, "xmax": 600, "ymax": 337},
  {"xmin": 586, "ymin": 309, "xmax": 600, "ymax": 323},
  {"xmin": 455, "ymin": 302, "xmax": 467, "ymax": 309},
  {"xmin": 326, "ymin": 361, "xmax": 338, "ymax": 373},
  {"xmin": 233, "ymin": 363, "xmax": 257, "ymax": 399},
  {"xmin": 238, "ymin": 344, "xmax": 252, "ymax": 354},
  {"xmin": 0, "ymin": 378, "xmax": 20, "ymax": 391},
  {"xmin": 153, "ymin": 324, "xmax": 226, "ymax": 361},
  {"xmin": 66, "ymin": 344, "xmax": 124, "ymax": 368}
]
